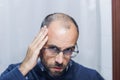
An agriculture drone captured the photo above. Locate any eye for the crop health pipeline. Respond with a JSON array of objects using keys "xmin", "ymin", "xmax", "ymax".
[
  {"xmin": 64, "ymin": 47, "xmax": 74, "ymax": 54},
  {"xmin": 48, "ymin": 46, "xmax": 59, "ymax": 52},
  {"xmin": 66, "ymin": 48, "xmax": 73, "ymax": 51}
]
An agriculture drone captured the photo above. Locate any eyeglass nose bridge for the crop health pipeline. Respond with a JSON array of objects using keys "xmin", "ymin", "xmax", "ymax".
[
  {"xmin": 55, "ymin": 49, "xmax": 72, "ymax": 56},
  {"xmin": 55, "ymin": 49, "xmax": 69, "ymax": 58}
]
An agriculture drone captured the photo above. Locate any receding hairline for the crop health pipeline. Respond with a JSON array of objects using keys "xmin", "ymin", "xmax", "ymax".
[
  {"xmin": 48, "ymin": 13, "xmax": 73, "ymax": 22},
  {"xmin": 41, "ymin": 13, "xmax": 79, "ymax": 34}
]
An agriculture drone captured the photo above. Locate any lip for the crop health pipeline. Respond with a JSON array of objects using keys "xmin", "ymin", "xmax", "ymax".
[{"xmin": 52, "ymin": 67, "xmax": 63, "ymax": 71}]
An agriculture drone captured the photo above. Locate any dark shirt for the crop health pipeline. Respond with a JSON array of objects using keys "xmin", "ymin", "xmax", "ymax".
[{"xmin": 0, "ymin": 60, "xmax": 104, "ymax": 80}]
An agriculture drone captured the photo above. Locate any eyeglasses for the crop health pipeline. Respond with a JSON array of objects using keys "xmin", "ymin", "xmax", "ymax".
[{"xmin": 42, "ymin": 44, "xmax": 79, "ymax": 58}]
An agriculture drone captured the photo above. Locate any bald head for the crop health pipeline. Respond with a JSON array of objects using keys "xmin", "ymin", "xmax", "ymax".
[
  {"xmin": 40, "ymin": 13, "xmax": 79, "ymax": 47},
  {"xmin": 47, "ymin": 20, "xmax": 78, "ymax": 47},
  {"xmin": 41, "ymin": 13, "xmax": 79, "ymax": 34}
]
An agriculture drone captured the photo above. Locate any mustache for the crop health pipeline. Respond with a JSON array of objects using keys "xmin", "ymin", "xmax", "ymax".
[{"xmin": 49, "ymin": 62, "xmax": 65, "ymax": 68}]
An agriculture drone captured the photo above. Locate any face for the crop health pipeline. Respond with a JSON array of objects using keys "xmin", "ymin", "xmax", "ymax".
[{"xmin": 40, "ymin": 21, "xmax": 78, "ymax": 77}]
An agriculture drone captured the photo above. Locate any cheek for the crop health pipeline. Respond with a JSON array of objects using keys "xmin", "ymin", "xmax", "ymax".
[
  {"xmin": 42, "ymin": 53, "xmax": 55, "ymax": 66},
  {"xmin": 64, "ymin": 57, "xmax": 71, "ymax": 65}
]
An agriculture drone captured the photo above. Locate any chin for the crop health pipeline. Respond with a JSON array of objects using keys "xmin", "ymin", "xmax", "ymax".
[
  {"xmin": 49, "ymin": 68, "xmax": 65, "ymax": 77},
  {"xmin": 50, "ymin": 71, "xmax": 62, "ymax": 77}
]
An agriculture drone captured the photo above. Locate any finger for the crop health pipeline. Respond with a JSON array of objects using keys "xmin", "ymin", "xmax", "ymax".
[
  {"xmin": 33, "ymin": 27, "xmax": 48, "ymax": 47},
  {"xmin": 32, "ymin": 27, "xmax": 44, "ymax": 43},
  {"xmin": 34, "ymin": 36, "xmax": 48, "ymax": 56},
  {"xmin": 38, "ymin": 36, "xmax": 48, "ymax": 49},
  {"xmin": 36, "ymin": 26, "xmax": 47, "ymax": 40},
  {"xmin": 32, "ymin": 26, "xmax": 46, "ymax": 44},
  {"xmin": 31, "ymin": 26, "xmax": 48, "ymax": 46}
]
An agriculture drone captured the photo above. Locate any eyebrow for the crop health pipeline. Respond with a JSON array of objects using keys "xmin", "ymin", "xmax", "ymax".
[{"xmin": 46, "ymin": 44, "xmax": 75, "ymax": 50}]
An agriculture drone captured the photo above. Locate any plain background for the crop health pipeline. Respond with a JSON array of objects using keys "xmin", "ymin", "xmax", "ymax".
[{"xmin": 0, "ymin": 0, "xmax": 112, "ymax": 80}]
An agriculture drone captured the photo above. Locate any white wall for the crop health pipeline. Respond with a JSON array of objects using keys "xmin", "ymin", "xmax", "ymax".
[
  {"xmin": 100, "ymin": 0, "xmax": 112, "ymax": 79},
  {"xmin": 0, "ymin": 0, "xmax": 112, "ymax": 80}
]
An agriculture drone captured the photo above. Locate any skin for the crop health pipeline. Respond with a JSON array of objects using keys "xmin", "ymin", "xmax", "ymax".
[
  {"xmin": 41, "ymin": 21, "xmax": 78, "ymax": 77},
  {"xmin": 19, "ymin": 26, "xmax": 48, "ymax": 75},
  {"xmin": 19, "ymin": 20, "xmax": 78, "ymax": 77}
]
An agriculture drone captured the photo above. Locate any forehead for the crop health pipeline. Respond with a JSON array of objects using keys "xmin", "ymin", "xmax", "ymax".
[{"xmin": 46, "ymin": 21, "xmax": 78, "ymax": 48}]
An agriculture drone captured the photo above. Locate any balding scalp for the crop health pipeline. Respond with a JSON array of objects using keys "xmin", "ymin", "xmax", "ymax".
[{"xmin": 41, "ymin": 13, "xmax": 79, "ymax": 34}]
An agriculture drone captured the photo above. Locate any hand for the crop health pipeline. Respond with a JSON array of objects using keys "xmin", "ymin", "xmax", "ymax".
[{"xmin": 19, "ymin": 26, "xmax": 48, "ymax": 76}]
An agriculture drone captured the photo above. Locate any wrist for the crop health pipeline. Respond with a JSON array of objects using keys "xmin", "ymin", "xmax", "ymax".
[{"xmin": 19, "ymin": 63, "xmax": 30, "ymax": 76}]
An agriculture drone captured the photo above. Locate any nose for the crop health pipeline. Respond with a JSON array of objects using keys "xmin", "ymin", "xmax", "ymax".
[{"xmin": 55, "ymin": 52, "xmax": 64, "ymax": 64}]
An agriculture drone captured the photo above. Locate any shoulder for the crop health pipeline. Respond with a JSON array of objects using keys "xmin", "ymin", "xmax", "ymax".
[
  {"xmin": 70, "ymin": 60, "xmax": 104, "ymax": 80},
  {"xmin": 7, "ymin": 63, "xmax": 20, "ymax": 69},
  {"xmin": 1, "ymin": 63, "xmax": 20, "ymax": 74},
  {"xmin": 71, "ymin": 60, "xmax": 96, "ymax": 73},
  {"xmin": 0, "ymin": 63, "xmax": 27, "ymax": 80}
]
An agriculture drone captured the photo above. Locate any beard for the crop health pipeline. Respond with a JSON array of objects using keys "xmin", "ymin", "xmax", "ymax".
[
  {"xmin": 39, "ymin": 50, "xmax": 70, "ymax": 77},
  {"xmin": 40, "ymin": 57, "xmax": 68, "ymax": 77}
]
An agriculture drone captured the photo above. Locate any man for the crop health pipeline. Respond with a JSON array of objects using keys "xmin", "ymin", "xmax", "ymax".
[{"xmin": 0, "ymin": 13, "xmax": 104, "ymax": 80}]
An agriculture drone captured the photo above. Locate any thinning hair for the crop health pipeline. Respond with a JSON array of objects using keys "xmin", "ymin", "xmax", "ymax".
[{"xmin": 41, "ymin": 13, "xmax": 79, "ymax": 34}]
